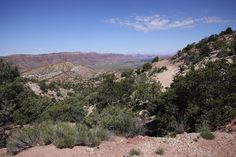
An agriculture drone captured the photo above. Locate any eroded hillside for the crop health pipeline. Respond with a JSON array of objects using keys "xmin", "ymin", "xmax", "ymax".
[{"xmin": 22, "ymin": 62, "xmax": 96, "ymax": 81}]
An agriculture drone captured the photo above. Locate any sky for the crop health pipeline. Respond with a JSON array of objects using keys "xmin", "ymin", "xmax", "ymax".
[{"xmin": 0, "ymin": 0, "xmax": 236, "ymax": 56}]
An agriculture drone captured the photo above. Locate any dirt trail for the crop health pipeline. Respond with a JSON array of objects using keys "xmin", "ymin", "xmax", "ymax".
[
  {"xmin": 1, "ymin": 132, "xmax": 235, "ymax": 157},
  {"xmin": 152, "ymin": 59, "xmax": 179, "ymax": 89}
]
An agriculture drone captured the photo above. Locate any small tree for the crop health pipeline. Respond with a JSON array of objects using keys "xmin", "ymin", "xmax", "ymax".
[
  {"xmin": 0, "ymin": 59, "xmax": 20, "ymax": 84},
  {"xmin": 39, "ymin": 81, "xmax": 47, "ymax": 93},
  {"xmin": 152, "ymin": 56, "xmax": 159, "ymax": 63},
  {"xmin": 199, "ymin": 45, "xmax": 211, "ymax": 58},
  {"xmin": 0, "ymin": 59, "xmax": 24, "ymax": 126},
  {"xmin": 220, "ymin": 27, "xmax": 234, "ymax": 36},
  {"xmin": 142, "ymin": 63, "xmax": 152, "ymax": 72},
  {"xmin": 225, "ymin": 27, "xmax": 233, "ymax": 34}
]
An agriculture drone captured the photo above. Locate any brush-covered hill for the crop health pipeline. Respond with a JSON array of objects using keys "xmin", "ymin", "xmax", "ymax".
[
  {"xmin": 172, "ymin": 27, "xmax": 236, "ymax": 74},
  {"xmin": 146, "ymin": 27, "xmax": 236, "ymax": 88}
]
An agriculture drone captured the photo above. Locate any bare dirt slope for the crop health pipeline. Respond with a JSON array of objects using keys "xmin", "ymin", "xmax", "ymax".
[
  {"xmin": 152, "ymin": 59, "xmax": 180, "ymax": 88},
  {"xmin": 1, "ymin": 132, "xmax": 235, "ymax": 157}
]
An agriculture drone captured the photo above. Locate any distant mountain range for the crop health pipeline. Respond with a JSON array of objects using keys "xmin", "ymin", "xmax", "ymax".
[
  {"xmin": 2, "ymin": 52, "xmax": 153, "ymax": 72},
  {"xmin": 2, "ymin": 52, "xmax": 146, "ymax": 72},
  {"xmin": 1, "ymin": 52, "xmax": 161, "ymax": 81}
]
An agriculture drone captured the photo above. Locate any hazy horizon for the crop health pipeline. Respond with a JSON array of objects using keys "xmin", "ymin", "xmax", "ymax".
[
  {"xmin": 0, "ymin": 50, "xmax": 175, "ymax": 57},
  {"xmin": 1, "ymin": 0, "xmax": 236, "ymax": 56}
]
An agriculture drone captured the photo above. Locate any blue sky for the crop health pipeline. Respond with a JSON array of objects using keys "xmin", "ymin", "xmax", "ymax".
[{"xmin": 0, "ymin": 0, "xmax": 236, "ymax": 56}]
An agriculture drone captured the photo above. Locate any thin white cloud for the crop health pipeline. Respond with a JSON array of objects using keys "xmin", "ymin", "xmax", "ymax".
[
  {"xmin": 199, "ymin": 16, "xmax": 228, "ymax": 24},
  {"xmin": 104, "ymin": 14, "xmax": 228, "ymax": 32}
]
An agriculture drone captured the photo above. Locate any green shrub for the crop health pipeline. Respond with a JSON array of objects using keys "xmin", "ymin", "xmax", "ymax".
[
  {"xmin": 91, "ymin": 127, "xmax": 110, "ymax": 142},
  {"xmin": 99, "ymin": 106, "xmax": 144, "ymax": 137},
  {"xmin": 184, "ymin": 53, "xmax": 199, "ymax": 65},
  {"xmin": 76, "ymin": 124, "xmax": 100, "ymax": 146},
  {"xmin": 182, "ymin": 44, "xmax": 194, "ymax": 52},
  {"xmin": 95, "ymin": 75, "xmax": 135, "ymax": 111},
  {"xmin": 225, "ymin": 27, "xmax": 233, "ymax": 34},
  {"xmin": 7, "ymin": 122, "xmax": 110, "ymax": 155},
  {"xmin": 85, "ymin": 129, "xmax": 104, "ymax": 147},
  {"xmin": 200, "ymin": 129, "xmax": 215, "ymax": 140},
  {"xmin": 67, "ymin": 92, "xmax": 74, "ymax": 96},
  {"xmin": 152, "ymin": 56, "xmax": 159, "ymax": 63},
  {"xmin": 129, "ymin": 148, "xmax": 141, "ymax": 156},
  {"xmin": 155, "ymin": 147, "xmax": 164, "ymax": 155},
  {"xmin": 0, "ymin": 59, "xmax": 20, "ymax": 84},
  {"xmin": 136, "ymin": 68, "xmax": 141, "ymax": 75},
  {"xmin": 48, "ymin": 82, "xmax": 59, "ymax": 91},
  {"xmin": 39, "ymin": 81, "xmax": 47, "ymax": 93},
  {"xmin": 121, "ymin": 70, "xmax": 133, "ymax": 78},
  {"xmin": 207, "ymin": 34, "xmax": 218, "ymax": 42},
  {"xmin": 220, "ymin": 27, "xmax": 233, "ymax": 35},
  {"xmin": 7, "ymin": 127, "xmax": 41, "ymax": 155},
  {"xmin": 76, "ymin": 124, "xmax": 110, "ymax": 147},
  {"xmin": 52, "ymin": 122, "xmax": 78, "ymax": 148},
  {"xmin": 43, "ymin": 99, "xmax": 85, "ymax": 123},
  {"xmin": 149, "ymin": 66, "xmax": 167, "ymax": 76},
  {"xmin": 131, "ymin": 80, "xmax": 162, "ymax": 111},
  {"xmin": 0, "ymin": 59, "xmax": 26, "ymax": 127},
  {"xmin": 12, "ymin": 96, "xmax": 52, "ymax": 125},
  {"xmin": 196, "ymin": 38, "xmax": 208, "ymax": 49},
  {"xmin": 199, "ymin": 45, "xmax": 211, "ymax": 58},
  {"xmin": 142, "ymin": 63, "xmax": 152, "ymax": 72},
  {"xmin": 56, "ymin": 91, "xmax": 62, "ymax": 97},
  {"xmin": 157, "ymin": 66, "xmax": 167, "ymax": 73},
  {"xmin": 151, "ymin": 60, "xmax": 236, "ymax": 136},
  {"xmin": 38, "ymin": 121, "xmax": 55, "ymax": 144}
]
